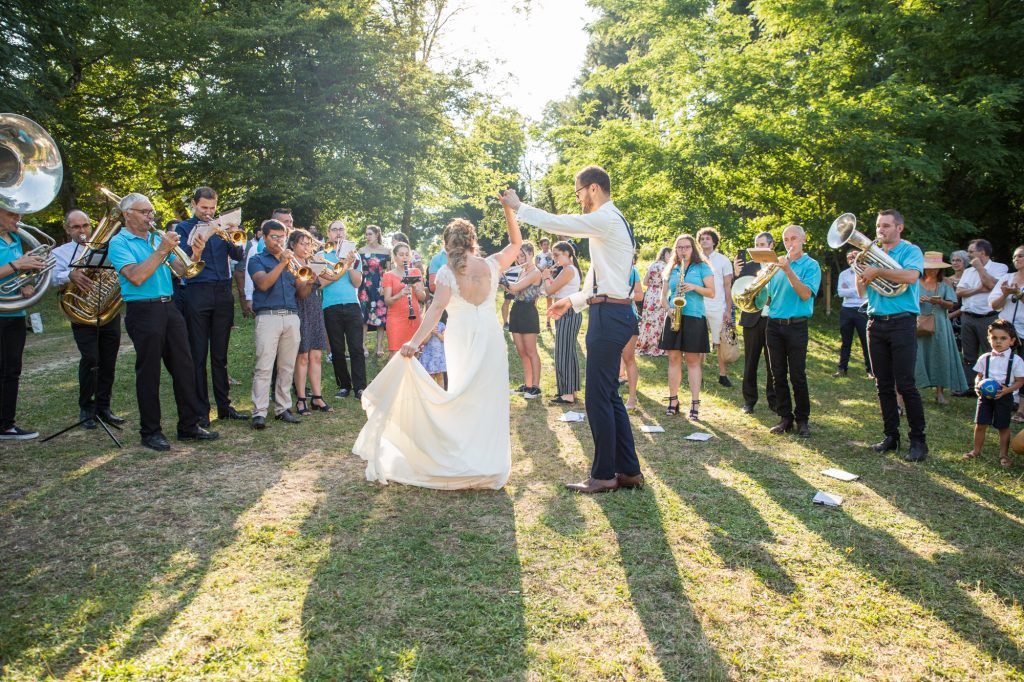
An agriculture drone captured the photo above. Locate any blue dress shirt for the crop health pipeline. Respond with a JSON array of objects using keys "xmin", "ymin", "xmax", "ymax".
[{"xmin": 248, "ymin": 251, "xmax": 298, "ymax": 312}]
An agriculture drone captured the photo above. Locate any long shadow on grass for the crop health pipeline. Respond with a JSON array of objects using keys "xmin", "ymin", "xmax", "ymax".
[
  {"xmin": 0, "ymin": 447, "xmax": 301, "ymax": 677},
  {"xmin": 724, "ymin": 441, "xmax": 1024, "ymax": 669},
  {"xmin": 300, "ymin": 478, "xmax": 527, "ymax": 680},
  {"xmin": 599, "ymin": 489, "xmax": 733, "ymax": 681}
]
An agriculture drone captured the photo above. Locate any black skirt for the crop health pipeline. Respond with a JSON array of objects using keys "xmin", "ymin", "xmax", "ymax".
[
  {"xmin": 659, "ymin": 313, "xmax": 710, "ymax": 353},
  {"xmin": 509, "ymin": 300, "xmax": 540, "ymax": 334}
]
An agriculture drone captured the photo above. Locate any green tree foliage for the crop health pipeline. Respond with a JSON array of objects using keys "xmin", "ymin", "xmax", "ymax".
[{"xmin": 541, "ymin": 0, "xmax": 1024, "ymax": 266}]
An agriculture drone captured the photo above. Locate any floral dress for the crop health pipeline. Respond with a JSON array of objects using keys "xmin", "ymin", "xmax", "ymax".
[
  {"xmin": 359, "ymin": 251, "xmax": 390, "ymax": 329},
  {"xmin": 636, "ymin": 259, "xmax": 668, "ymax": 356}
]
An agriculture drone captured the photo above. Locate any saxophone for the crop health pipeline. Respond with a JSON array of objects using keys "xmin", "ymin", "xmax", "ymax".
[
  {"xmin": 60, "ymin": 197, "xmax": 125, "ymax": 326},
  {"xmin": 670, "ymin": 269, "xmax": 687, "ymax": 332}
]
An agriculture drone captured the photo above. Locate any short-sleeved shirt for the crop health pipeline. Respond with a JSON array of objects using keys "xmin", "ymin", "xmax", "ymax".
[
  {"xmin": 0, "ymin": 232, "xmax": 26, "ymax": 317},
  {"xmin": 666, "ymin": 262, "xmax": 714, "ymax": 318},
  {"xmin": 974, "ymin": 350, "xmax": 1024, "ymax": 386},
  {"xmin": 428, "ymin": 250, "xmax": 448, "ymax": 276},
  {"xmin": 107, "ymin": 229, "xmax": 178, "ymax": 301},
  {"xmin": 958, "ymin": 260, "xmax": 1009, "ymax": 314},
  {"xmin": 989, "ymin": 273, "xmax": 1024, "ymax": 339},
  {"xmin": 865, "ymin": 240, "xmax": 924, "ymax": 316},
  {"xmin": 247, "ymin": 250, "xmax": 298, "ymax": 312},
  {"xmin": 321, "ymin": 252, "xmax": 362, "ymax": 308},
  {"xmin": 764, "ymin": 254, "xmax": 821, "ymax": 319},
  {"xmin": 704, "ymin": 250, "xmax": 733, "ymax": 313}
]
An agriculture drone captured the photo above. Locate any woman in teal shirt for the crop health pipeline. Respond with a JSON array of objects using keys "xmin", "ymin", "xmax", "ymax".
[{"xmin": 659, "ymin": 234, "xmax": 715, "ymax": 419}]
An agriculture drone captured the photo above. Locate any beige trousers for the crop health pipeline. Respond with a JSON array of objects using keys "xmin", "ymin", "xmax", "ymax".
[{"xmin": 252, "ymin": 313, "xmax": 300, "ymax": 418}]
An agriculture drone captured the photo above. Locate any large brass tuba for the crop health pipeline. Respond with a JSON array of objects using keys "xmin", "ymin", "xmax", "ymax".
[
  {"xmin": 59, "ymin": 188, "xmax": 125, "ymax": 326},
  {"xmin": 827, "ymin": 213, "xmax": 907, "ymax": 297},
  {"xmin": 0, "ymin": 114, "xmax": 62, "ymax": 313}
]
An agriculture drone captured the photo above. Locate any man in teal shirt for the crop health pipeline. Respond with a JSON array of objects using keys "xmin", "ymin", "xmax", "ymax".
[
  {"xmin": 763, "ymin": 224, "xmax": 821, "ymax": 437},
  {"xmin": 320, "ymin": 220, "xmax": 365, "ymax": 399},
  {"xmin": 855, "ymin": 208, "xmax": 928, "ymax": 462}
]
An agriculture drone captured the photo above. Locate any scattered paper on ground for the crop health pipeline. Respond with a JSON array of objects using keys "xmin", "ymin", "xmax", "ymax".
[
  {"xmin": 559, "ymin": 411, "xmax": 586, "ymax": 422},
  {"xmin": 685, "ymin": 432, "xmax": 714, "ymax": 441},
  {"xmin": 822, "ymin": 468, "xmax": 860, "ymax": 482},
  {"xmin": 640, "ymin": 425, "xmax": 665, "ymax": 433},
  {"xmin": 813, "ymin": 491, "xmax": 844, "ymax": 507}
]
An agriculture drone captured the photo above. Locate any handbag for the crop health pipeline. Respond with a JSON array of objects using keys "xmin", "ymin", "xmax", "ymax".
[
  {"xmin": 916, "ymin": 313, "xmax": 935, "ymax": 337},
  {"xmin": 720, "ymin": 323, "xmax": 741, "ymax": 363}
]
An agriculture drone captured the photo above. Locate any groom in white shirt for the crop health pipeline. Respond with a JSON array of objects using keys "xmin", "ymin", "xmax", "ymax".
[{"xmin": 501, "ymin": 166, "xmax": 642, "ymax": 493}]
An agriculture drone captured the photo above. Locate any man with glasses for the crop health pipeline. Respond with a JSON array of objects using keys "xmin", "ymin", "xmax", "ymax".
[
  {"xmin": 956, "ymin": 238, "xmax": 1008, "ymax": 395},
  {"xmin": 107, "ymin": 193, "xmax": 218, "ymax": 451},
  {"xmin": 174, "ymin": 187, "xmax": 249, "ymax": 426},
  {"xmin": 51, "ymin": 210, "xmax": 126, "ymax": 429},
  {"xmin": 501, "ymin": 165, "xmax": 642, "ymax": 494},
  {"xmin": 319, "ymin": 220, "xmax": 364, "ymax": 398}
]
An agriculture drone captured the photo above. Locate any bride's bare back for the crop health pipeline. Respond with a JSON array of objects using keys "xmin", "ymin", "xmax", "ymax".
[{"xmin": 452, "ymin": 255, "xmax": 495, "ymax": 306}]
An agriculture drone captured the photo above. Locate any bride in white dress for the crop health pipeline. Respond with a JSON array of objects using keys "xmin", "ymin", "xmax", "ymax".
[{"xmin": 352, "ymin": 198, "xmax": 523, "ymax": 489}]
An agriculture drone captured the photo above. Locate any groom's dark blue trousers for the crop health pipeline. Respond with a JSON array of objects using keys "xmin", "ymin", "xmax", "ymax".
[{"xmin": 585, "ymin": 301, "xmax": 640, "ymax": 479}]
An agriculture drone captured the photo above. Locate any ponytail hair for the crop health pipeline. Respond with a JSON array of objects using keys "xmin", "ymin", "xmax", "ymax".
[
  {"xmin": 443, "ymin": 218, "xmax": 477, "ymax": 274},
  {"xmin": 553, "ymin": 240, "xmax": 580, "ymax": 277}
]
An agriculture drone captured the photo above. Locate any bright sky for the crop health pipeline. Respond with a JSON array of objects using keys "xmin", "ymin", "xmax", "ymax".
[{"xmin": 437, "ymin": 0, "xmax": 599, "ymax": 122}]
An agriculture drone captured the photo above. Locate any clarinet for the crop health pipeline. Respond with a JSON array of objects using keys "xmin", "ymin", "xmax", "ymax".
[{"xmin": 404, "ymin": 261, "xmax": 417, "ymax": 320}]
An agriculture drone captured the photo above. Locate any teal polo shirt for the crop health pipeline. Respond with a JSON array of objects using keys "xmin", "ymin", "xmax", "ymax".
[
  {"xmin": 429, "ymin": 250, "xmax": 448, "ymax": 275},
  {"xmin": 107, "ymin": 229, "xmax": 177, "ymax": 301},
  {"xmin": 0, "ymin": 232, "xmax": 26, "ymax": 318},
  {"xmin": 864, "ymin": 241, "xmax": 924, "ymax": 316},
  {"xmin": 764, "ymin": 254, "xmax": 821, "ymax": 319},
  {"xmin": 321, "ymin": 252, "xmax": 362, "ymax": 308},
  {"xmin": 666, "ymin": 262, "xmax": 714, "ymax": 318}
]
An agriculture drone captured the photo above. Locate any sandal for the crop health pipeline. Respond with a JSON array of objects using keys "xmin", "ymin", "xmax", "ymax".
[
  {"xmin": 295, "ymin": 398, "xmax": 312, "ymax": 416},
  {"xmin": 665, "ymin": 396, "xmax": 679, "ymax": 416},
  {"xmin": 1012, "ymin": 413, "xmax": 1024, "ymax": 424},
  {"xmin": 1000, "ymin": 454, "xmax": 1012, "ymax": 469},
  {"xmin": 962, "ymin": 451, "xmax": 980, "ymax": 461},
  {"xmin": 689, "ymin": 400, "xmax": 700, "ymax": 420},
  {"xmin": 311, "ymin": 395, "xmax": 334, "ymax": 413}
]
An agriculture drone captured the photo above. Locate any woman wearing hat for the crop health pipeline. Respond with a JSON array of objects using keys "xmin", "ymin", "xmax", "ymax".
[
  {"xmin": 988, "ymin": 245, "xmax": 1024, "ymax": 421},
  {"xmin": 914, "ymin": 251, "xmax": 968, "ymax": 404}
]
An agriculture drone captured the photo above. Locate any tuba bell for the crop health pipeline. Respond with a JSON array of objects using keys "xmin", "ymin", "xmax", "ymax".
[
  {"xmin": 0, "ymin": 114, "xmax": 62, "ymax": 313},
  {"xmin": 827, "ymin": 213, "xmax": 907, "ymax": 297}
]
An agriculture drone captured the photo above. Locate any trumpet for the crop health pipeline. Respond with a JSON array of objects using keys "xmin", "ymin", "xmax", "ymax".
[
  {"xmin": 827, "ymin": 213, "xmax": 907, "ymax": 297},
  {"xmin": 289, "ymin": 257, "xmax": 314, "ymax": 283},
  {"xmin": 209, "ymin": 227, "xmax": 247, "ymax": 246}
]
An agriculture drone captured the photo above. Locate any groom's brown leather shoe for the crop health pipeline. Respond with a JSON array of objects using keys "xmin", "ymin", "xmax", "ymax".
[
  {"xmin": 565, "ymin": 477, "xmax": 620, "ymax": 494},
  {"xmin": 616, "ymin": 472, "xmax": 645, "ymax": 489}
]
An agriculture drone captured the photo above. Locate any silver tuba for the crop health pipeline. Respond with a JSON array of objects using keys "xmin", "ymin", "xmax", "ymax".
[
  {"xmin": 0, "ymin": 114, "xmax": 62, "ymax": 312},
  {"xmin": 827, "ymin": 213, "xmax": 907, "ymax": 297}
]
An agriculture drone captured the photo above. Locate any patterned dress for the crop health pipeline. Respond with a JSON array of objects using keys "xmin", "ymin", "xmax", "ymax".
[
  {"xmin": 418, "ymin": 322, "xmax": 446, "ymax": 374},
  {"xmin": 297, "ymin": 279, "xmax": 328, "ymax": 353},
  {"xmin": 636, "ymin": 259, "xmax": 668, "ymax": 356},
  {"xmin": 359, "ymin": 251, "xmax": 390, "ymax": 329}
]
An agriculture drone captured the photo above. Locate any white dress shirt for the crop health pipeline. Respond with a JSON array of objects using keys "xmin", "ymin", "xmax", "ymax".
[
  {"xmin": 516, "ymin": 201, "xmax": 634, "ymax": 312},
  {"xmin": 974, "ymin": 349, "xmax": 1024, "ymax": 385},
  {"xmin": 837, "ymin": 267, "xmax": 867, "ymax": 308},
  {"xmin": 704, "ymin": 250, "xmax": 732, "ymax": 314},
  {"xmin": 989, "ymin": 272, "xmax": 1024, "ymax": 339},
  {"xmin": 958, "ymin": 260, "xmax": 1008, "ymax": 314},
  {"xmin": 50, "ymin": 240, "xmax": 87, "ymax": 288}
]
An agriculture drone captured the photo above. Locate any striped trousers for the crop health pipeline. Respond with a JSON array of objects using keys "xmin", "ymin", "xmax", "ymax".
[{"xmin": 554, "ymin": 308, "xmax": 583, "ymax": 395}]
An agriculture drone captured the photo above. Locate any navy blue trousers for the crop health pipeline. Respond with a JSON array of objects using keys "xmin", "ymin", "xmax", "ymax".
[{"xmin": 584, "ymin": 302, "xmax": 640, "ymax": 479}]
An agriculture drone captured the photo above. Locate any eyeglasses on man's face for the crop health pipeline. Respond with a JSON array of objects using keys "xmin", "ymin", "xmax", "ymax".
[
  {"xmin": 574, "ymin": 185, "xmax": 589, "ymax": 199},
  {"xmin": 130, "ymin": 208, "xmax": 156, "ymax": 217}
]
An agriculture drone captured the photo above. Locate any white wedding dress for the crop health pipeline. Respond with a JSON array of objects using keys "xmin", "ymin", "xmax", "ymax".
[{"xmin": 352, "ymin": 256, "xmax": 511, "ymax": 489}]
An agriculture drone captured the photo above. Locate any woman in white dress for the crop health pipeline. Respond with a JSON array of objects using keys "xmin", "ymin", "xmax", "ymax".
[{"xmin": 352, "ymin": 198, "xmax": 523, "ymax": 489}]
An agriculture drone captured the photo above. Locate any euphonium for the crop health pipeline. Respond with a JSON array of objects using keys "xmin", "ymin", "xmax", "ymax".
[
  {"xmin": 827, "ymin": 213, "xmax": 907, "ymax": 297},
  {"xmin": 0, "ymin": 113, "xmax": 62, "ymax": 312},
  {"xmin": 60, "ymin": 190, "xmax": 125, "ymax": 326},
  {"xmin": 731, "ymin": 263, "xmax": 780, "ymax": 314}
]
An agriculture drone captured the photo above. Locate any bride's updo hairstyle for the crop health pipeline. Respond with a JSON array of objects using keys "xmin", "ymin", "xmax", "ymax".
[{"xmin": 444, "ymin": 218, "xmax": 477, "ymax": 274}]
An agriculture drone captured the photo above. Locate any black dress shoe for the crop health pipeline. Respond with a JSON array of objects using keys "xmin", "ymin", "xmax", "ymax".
[
  {"xmin": 335, "ymin": 388, "xmax": 351, "ymax": 398},
  {"xmin": 905, "ymin": 439, "xmax": 928, "ymax": 462},
  {"xmin": 354, "ymin": 389, "xmax": 364, "ymax": 400},
  {"xmin": 80, "ymin": 410, "xmax": 97, "ymax": 430},
  {"xmin": 197, "ymin": 417, "xmax": 211, "ymax": 428},
  {"xmin": 218, "ymin": 406, "xmax": 250, "ymax": 420},
  {"xmin": 96, "ymin": 408, "xmax": 126, "ymax": 426},
  {"xmin": 795, "ymin": 420, "xmax": 810, "ymax": 437},
  {"xmin": 718, "ymin": 375, "xmax": 732, "ymax": 387},
  {"xmin": 252, "ymin": 416, "xmax": 266, "ymax": 430},
  {"xmin": 177, "ymin": 426, "xmax": 220, "ymax": 441},
  {"xmin": 872, "ymin": 435, "xmax": 900, "ymax": 453},
  {"xmin": 275, "ymin": 410, "xmax": 301, "ymax": 424},
  {"xmin": 141, "ymin": 433, "xmax": 170, "ymax": 451},
  {"xmin": 741, "ymin": 403, "xmax": 755, "ymax": 414},
  {"xmin": 769, "ymin": 417, "xmax": 794, "ymax": 434}
]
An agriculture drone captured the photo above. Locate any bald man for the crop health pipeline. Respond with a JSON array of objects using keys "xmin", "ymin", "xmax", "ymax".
[
  {"xmin": 760, "ymin": 224, "xmax": 822, "ymax": 437},
  {"xmin": 51, "ymin": 210, "xmax": 126, "ymax": 429}
]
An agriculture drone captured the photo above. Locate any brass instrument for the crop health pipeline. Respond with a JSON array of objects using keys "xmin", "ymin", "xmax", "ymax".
[
  {"xmin": 0, "ymin": 113, "xmax": 62, "ymax": 312},
  {"xmin": 827, "ymin": 213, "xmax": 907, "ymax": 297},
  {"xmin": 148, "ymin": 222, "xmax": 205, "ymax": 278},
  {"xmin": 732, "ymin": 262, "xmax": 780, "ymax": 314},
  {"xmin": 210, "ymin": 227, "xmax": 246, "ymax": 246},
  {"xmin": 289, "ymin": 257, "xmax": 314, "ymax": 283},
  {"xmin": 670, "ymin": 271, "xmax": 687, "ymax": 332},
  {"xmin": 59, "ymin": 188, "xmax": 125, "ymax": 326}
]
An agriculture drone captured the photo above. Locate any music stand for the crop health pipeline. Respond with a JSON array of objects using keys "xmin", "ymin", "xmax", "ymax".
[{"xmin": 42, "ymin": 245, "xmax": 123, "ymax": 447}]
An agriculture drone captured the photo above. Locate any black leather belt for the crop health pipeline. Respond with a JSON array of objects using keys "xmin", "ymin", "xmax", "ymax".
[
  {"xmin": 128, "ymin": 296, "xmax": 173, "ymax": 304},
  {"xmin": 769, "ymin": 316, "xmax": 807, "ymax": 325},
  {"xmin": 867, "ymin": 312, "xmax": 914, "ymax": 321},
  {"xmin": 963, "ymin": 311, "xmax": 997, "ymax": 319},
  {"xmin": 256, "ymin": 308, "xmax": 297, "ymax": 316}
]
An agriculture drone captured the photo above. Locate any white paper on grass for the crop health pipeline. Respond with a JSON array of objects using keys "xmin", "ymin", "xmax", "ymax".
[
  {"xmin": 640, "ymin": 425, "xmax": 665, "ymax": 433},
  {"xmin": 821, "ymin": 468, "xmax": 860, "ymax": 482},
  {"xmin": 813, "ymin": 491, "xmax": 844, "ymax": 507},
  {"xmin": 559, "ymin": 411, "xmax": 586, "ymax": 422},
  {"xmin": 684, "ymin": 432, "xmax": 714, "ymax": 441}
]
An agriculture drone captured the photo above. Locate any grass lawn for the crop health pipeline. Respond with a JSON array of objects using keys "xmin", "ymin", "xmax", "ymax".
[{"xmin": 2, "ymin": 294, "xmax": 1023, "ymax": 681}]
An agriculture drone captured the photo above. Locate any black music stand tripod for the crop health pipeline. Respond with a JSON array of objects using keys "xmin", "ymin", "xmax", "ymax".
[{"xmin": 42, "ymin": 253, "xmax": 123, "ymax": 447}]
